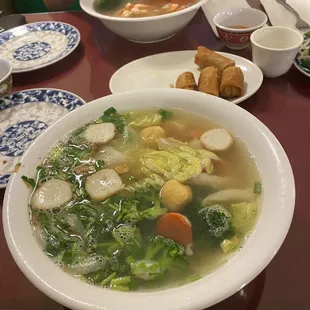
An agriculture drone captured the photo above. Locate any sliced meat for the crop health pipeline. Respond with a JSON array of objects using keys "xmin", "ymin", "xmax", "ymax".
[
  {"xmin": 84, "ymin": 123, "xmax": 116, "ymax": 144},
  {"xmin": 95, "ymin": 146, "xmax": 127, "ymax": 167},
  {"xmin": 200, "ymin": 128, "xmax": 233, "ymax": 151},
  {"xmin": 85, "ymin": 169, "xmax": 124, "ymax": 201},
  {"xmin": 202, "ymin": 189, "xmax": 254, "ymax": 205},
  {"xmin": 189, "ymin": 173, "xmax": 233, "ymax": 189},
  {"xmin": 31, "ymin": 179, "xmax": 72, "ymax": 209}
]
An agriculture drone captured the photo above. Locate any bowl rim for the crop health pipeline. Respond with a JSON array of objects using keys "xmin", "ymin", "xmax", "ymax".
[
  {"xmin": 80, "ymin": 0, "xmax": 206, "ymax": 22},
  {"xmin": 0, "ymin": 59, "xmax": 13, "ymax": 83},
  {"xmin": 250, "ymin": 26, "xmax": 304, "ymax": 51},
  {"xmin": 213, "ymin": 7, "xmax": 268, "ymax": 32},
  {"xmin": 3, "ymin": 89, "xmax": 295, "ymax": 310}
]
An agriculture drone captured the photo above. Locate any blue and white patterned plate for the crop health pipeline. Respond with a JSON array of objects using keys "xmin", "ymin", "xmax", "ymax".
[
  {"xmin": 0, "ymin": 88, "xmax": 85, "ymax": 188},
  {"xmin": 0, "ymin": 21, "xmax": 80, "ymax": 73},
  {"xmin": 294, "ymin": 37, "xmax": 310, "ymax": 78}
]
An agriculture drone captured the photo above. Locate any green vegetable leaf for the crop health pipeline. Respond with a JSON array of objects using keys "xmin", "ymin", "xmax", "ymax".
[
  {"xmin": 140, "ymin": 149, "xmax": 202, "ymax": 182},
  {"xmin": 301, "ymin": 57, "xmax": 310, "ymax": 70},
  {"xmin": 125, "ymin": 111, "xmax": 162, "ymax": 128},
  {"xmin": 231, "ymin": 201, "xmax": 257, "ymax": 234},
  {"xmin": 95, "ymin": 160, "xmax": 105, "ymax": 170},
  {"xmin": 97, "ymin": 107, "xmax": 125, "ymax": 132},
  {"xmin": 131, "ymin": 260, "xmax": 162, "ymax": 281},
  {"xmin": 159, "ymin": 109, "xmax": 172, "ymax": 120},
  {"xmin": 21, "ymin": 175, "xmax": 36, "ymax": 188},
  {"xmin": 253, "ymin": 181, "xmax": 262, "ymax": 194},
  {"xmin": 220, "ymin": 236, "xmax": 239, "ymax": 253}
]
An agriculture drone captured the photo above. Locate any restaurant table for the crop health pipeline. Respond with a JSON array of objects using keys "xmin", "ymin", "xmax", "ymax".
[{"xmin": 1, "ymin": 1, "xmax": 310, "ymax": 309}]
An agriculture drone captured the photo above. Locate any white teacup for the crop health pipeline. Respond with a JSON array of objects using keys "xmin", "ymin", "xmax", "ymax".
[{"xmin": 250, "ymin": 26, "xmax": 304, "ymax": 78}]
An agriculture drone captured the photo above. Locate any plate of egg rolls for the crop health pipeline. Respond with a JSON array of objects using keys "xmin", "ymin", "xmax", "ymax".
[{"xmin": 109, "ymin": 46, "xmax": 263, "ymax": 105}]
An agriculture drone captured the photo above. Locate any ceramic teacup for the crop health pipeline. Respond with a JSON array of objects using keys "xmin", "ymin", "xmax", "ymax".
[
  {"xmin": 0, "ymin": 59, "xmax": 13, "ymax": 98},
  {"xmin": 213, "ymin": 8, "xmax": 268, "ymax": 50},
  {"xmin": 251, "ymin": 26, "xmax": 304, "ymax": 78}
]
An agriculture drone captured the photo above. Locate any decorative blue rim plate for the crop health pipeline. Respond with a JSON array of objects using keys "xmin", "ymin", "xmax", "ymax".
[
  {"xmin": 0, "ymin": 21, "xmax": 80, "ymax": 73},
  {"xmin": 294, "ymin": 37, "xmax": 310, "ymax": 78},
  {"xmin": 0, "ymin": 88, "xmax": 85, "ymax": 188}
]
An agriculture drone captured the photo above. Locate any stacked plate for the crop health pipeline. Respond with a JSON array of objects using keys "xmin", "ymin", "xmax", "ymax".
[{"xmin": 0, "ymin": 21, "xmax": 84, "ymax": 187}]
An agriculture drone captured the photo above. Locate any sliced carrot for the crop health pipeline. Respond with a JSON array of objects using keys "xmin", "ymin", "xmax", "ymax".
[{"xmin": 156, "ymin": 212, "xmax": 192, "ymax": 247}]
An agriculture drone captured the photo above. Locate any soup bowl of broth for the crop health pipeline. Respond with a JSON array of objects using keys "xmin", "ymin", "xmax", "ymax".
[
  {"xmin": 213, "ymin": 7, "xmax": 268, "ymax": 50},
  {"xmin": 3, "ymin": 89, "xmax": 294, "ymax": 309},
  {"xmin": 80, "ymin": 0, "xmax": 205, "ymax": 43}
]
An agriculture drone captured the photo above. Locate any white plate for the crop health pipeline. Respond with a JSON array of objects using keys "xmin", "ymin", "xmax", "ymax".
[
  {"xmin": 0, "ymin": 21, "xmax": 80, "ymax": 73},
  {"xmin": 109, "ymin": 51, "xmax": 263, "ymax": 104},
  {"xmin": 0, "ymin": 88, "xmax": 85, "ymax": 188}
]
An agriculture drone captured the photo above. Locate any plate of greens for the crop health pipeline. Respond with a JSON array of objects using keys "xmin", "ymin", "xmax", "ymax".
[{"xmin": 294, "ymin": 32, "xmax": 310, "ymax": 78}]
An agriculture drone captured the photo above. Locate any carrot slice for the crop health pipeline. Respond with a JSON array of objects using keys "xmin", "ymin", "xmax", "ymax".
[{"xmin": 156, "ymin": 212, "xmax": 192, "ymax": 247}]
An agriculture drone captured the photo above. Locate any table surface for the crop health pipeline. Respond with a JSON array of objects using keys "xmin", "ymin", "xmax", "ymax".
[{"xmin": 1, "ymin": 1, "xmax": 310, "ymax": 309}]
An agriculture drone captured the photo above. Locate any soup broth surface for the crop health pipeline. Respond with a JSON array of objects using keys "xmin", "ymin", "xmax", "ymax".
[
  {"xmin": 26, "ymin": 107, "xmax": 261, "ymax": 292},
  {"xmin": 95, "ymin": 0, "xmax": 199, "ymax": 18}
]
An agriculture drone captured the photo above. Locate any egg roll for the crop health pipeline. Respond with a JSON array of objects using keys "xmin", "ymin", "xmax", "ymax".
[
  {"xmin": 197, "ymin": 66, "xmax": 220, "ymax": 97},
  {"xmin": 195, "ymin": 46, "xmax": 235, "ymax": 72},
  {"xmin": 220, "ymin": 66, "xmax": 244, "ymax": 99},
  {"xmin": 175, "ymin": 72, "xmax": 197, "ymax": 90}
]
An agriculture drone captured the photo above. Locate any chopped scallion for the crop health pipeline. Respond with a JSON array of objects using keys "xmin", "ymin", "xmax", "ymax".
[{"xmin": 254, "ymin": 181, "xmax": 262, "ymax": 194}]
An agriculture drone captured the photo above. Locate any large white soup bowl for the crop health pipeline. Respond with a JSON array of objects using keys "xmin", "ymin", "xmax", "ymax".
[
  {"xmin": 3, "ymin": 89, "xmax": 295, "ymax": 310},
  {"xmin": 80, "ymin": 0, "xmax": 206, "ymax": 43}
]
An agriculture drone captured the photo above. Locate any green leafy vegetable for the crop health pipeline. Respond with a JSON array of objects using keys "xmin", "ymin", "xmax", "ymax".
[
  {"xmin": 301, "ymin": 57, "xmax": 310, "ymax": 70},
  {"xmin": 184, "ymin": 200, "xmax": 234, "ymax": 248},
  {"xmin": 110, "ymin": 284, "xmax": 130, "ymax": 292},
  {"xmin": 141, "ymin": 149, "xmax": 202, "ymax": 182},
  {"xmin": 139, "ymin": 191, "xmax": 167, "ymax": 220},
  {"xmin": 157, "ymin": 138, "xmax": 216, "ymax": 175},
  {"xmin": 95, "ymin": 160, "xmax": 105, "ymax": 170},
  {"xmin": 220, "ymin": 236, "xmax": 239, "ymax": 253},
  {"xmin": 231, "ymin": 201, "xmax": 257, "ymax": 234},
  {"xmin": 159, "ymin": 109, "xmax": 172, "ymax": 120},
  {"xmin": 125, "ymin": 111, "xmax": 162, "ymax": 128},
  {"xmin": 100, "ymin": 272, "xmax": 116, "ymax": 286},
  {"xmin": 125, "ymin": 174, "xmax": 165, "ymax": 192},
  {"xmin": 96, "ymin": 107, "xmax": 125, "ymax": 132},
  {"xmin": 253, "ymin": 181, "xmax": 262, "ymax": 194},
  {"xmin": 131, "ymin": 260, "xmax": 161, "ymax": 280},
  {"xmin": 130, "ymin": 236, "xmax": 188, "ymax": 281},
  {"xmin": 21, "ymin": 175, "xmax": 36, "ymax": 188},
  {"xmin": 198, "ymin": 205, "xmax": 233, "ymax": 239},
  {"xmin": 110, "ymin": 276, "xmax": 131, "ymax": 285}
]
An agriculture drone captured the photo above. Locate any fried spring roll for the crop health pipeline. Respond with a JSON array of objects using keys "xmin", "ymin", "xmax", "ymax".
[
  {"xmin": 197, "ymin": 66, "xmax": 220, "ymax": 97},
  {"xmin": 220, "ymin": 66, "xmax": 244, "ymax": 99},
  {"xmin": 175, "ymin": 72, "xmax": 197, "ymax": 90},
  {"xmin": 195, "ymin": 46, "xmax": 235, "ymax": 72}
]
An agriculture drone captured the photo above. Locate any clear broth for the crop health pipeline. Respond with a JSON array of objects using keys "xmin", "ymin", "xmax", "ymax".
[{"xmin": 29, "ymin": 108, "xmax": 261, "ymax": 291}]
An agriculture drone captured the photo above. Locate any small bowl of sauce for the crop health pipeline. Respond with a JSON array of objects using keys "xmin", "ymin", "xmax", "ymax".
[{"xmin": 213, "ymin": 8, "xmax": 268, "ymax": 50}]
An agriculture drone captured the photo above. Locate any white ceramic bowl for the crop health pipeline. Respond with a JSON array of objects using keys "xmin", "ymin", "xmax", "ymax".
[
  {"xmin": 3, "ymin": 89, "xmax": 295, "ymax": 310},
  {"xmin": 213, "ymin": 7, "xmax": 267, "ymax": 50},
  {"xmin": 80, "ymin": 0, "xmax": 205, "ymax": 43}
]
